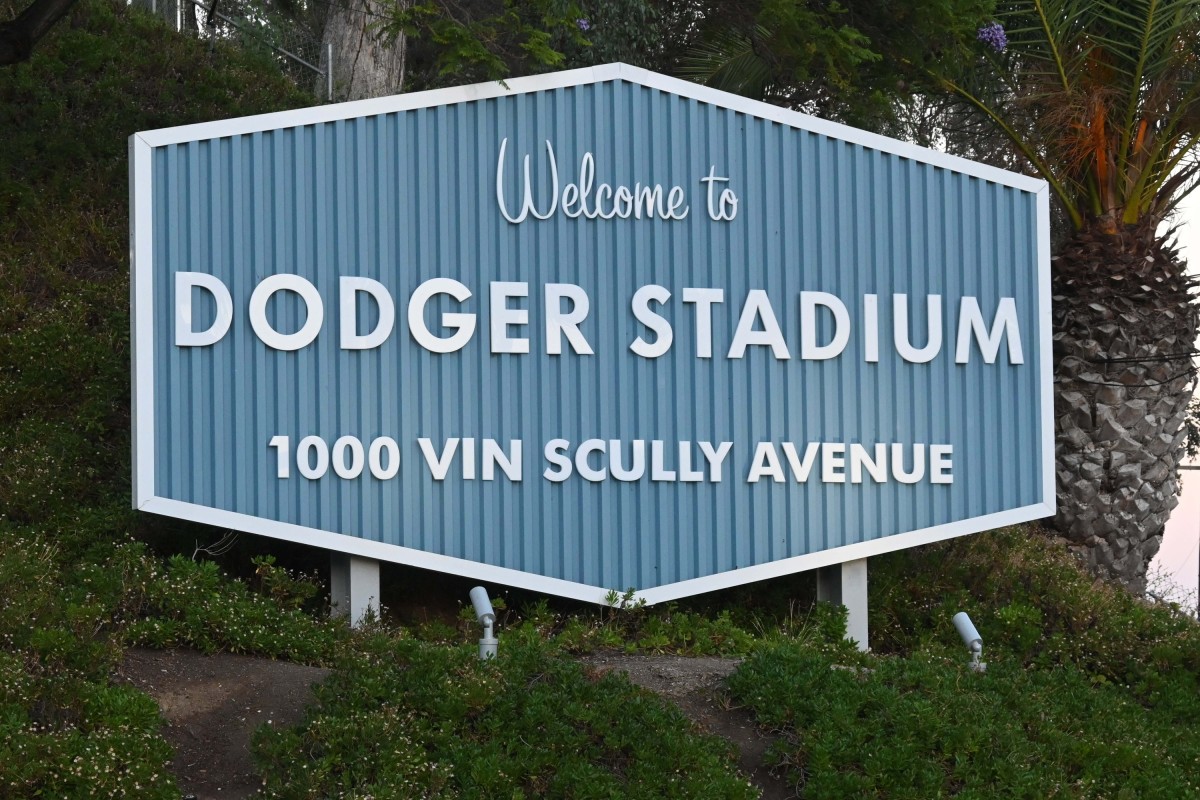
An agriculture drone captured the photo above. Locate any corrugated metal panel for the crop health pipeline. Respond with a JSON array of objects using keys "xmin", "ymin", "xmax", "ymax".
[{"xmin": 144, "ymin": 75, "xmax": 1045, "ymax": 594}]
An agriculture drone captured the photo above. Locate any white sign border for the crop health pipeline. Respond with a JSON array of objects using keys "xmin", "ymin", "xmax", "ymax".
[{"xmin": 130, "ymin": 63, "xmax": 1055, "ymax": 606}]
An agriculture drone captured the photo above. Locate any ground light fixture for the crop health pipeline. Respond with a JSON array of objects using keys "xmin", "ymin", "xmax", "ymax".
[
  {"xmin": 952, "ymin": 611, "xmax": 986, "ymax": 672},
  {"xmin": 470, "ymin": 586, "xmax": 498, "ymax": 660}
]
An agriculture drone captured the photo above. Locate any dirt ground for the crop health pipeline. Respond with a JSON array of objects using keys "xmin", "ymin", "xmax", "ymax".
[
  {"xmin": 118, "ymin": 648, "xmax": 792, "ymax": 799},
  {"xmin": 582, "ymin": 653, "xmax": 795, "ymax": 800},
  {"xmin": 116, "ymin": 649, "xmax": 330, "ymax": 800}
]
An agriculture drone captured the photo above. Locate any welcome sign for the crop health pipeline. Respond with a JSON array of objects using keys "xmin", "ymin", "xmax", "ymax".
[{"xmin": 131, "ymin": 64, "xmax": 1053, "ymax": 603}]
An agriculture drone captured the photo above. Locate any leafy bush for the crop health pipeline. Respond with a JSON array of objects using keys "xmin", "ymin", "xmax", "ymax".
[
  {"xmin": 122, "ymin": 555, "xmax": 341, "ymax": 661},
  {"xmin": 869, "ymin": 526, "xmax": 1200, "ymax": 711},
  {"xmin": 254, "ymin": 626, "xmax": 757, "ymax": 799},
  {"xmin": 0, "ymin": 0, "xmax": 313, "ymax": 538},
  {"xmin": 725, "ymin": 528, "xmax": 1200, "ymax": 797},
  {"xmin": 0, "ymin": 528, "xmax": 175, "ymax": 797},
  {"xmin": 0, "ymin": 522, "xmax": 342, "ymax": 797},
  {"xmin": 551, "ymin": 603, "xmax": 759, "ymax": 656},
  {"xmin": 0, "ymin": 687, "xmax": 175, "ymax": 800},
  {"xmin": 0, "ymin": 1, "xmax": 327, "ymax": 794},
  {"xmin": 729, "ymin": 641, "xmax": 1200, "ymax": 799}
]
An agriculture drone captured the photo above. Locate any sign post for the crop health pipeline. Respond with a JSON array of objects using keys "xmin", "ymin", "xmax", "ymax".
[
  {"xmin": 131, "ymin": 64, "xmax": 1053, "ymax": 640},
  {"xmin": 329, "ymin": 554, "xmax": 380, "ymax": 626},
  {"xmin": 816, "ymin": 560, "xmax": 869, "ymax": 650}
]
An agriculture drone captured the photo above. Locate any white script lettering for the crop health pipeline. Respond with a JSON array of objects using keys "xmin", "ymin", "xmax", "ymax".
[{"xmin": 496, "ymin": 138, "xmax": 690, "ymax": 223}]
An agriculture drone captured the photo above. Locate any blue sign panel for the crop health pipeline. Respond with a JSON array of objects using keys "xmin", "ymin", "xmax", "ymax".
[{"xmin": 131, "ymin": 64, "xmax": 1053, "ymax": 603}]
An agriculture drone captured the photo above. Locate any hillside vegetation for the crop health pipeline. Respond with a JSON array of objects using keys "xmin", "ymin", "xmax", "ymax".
[{"xmin": 2, "ymin": 2, "xmax": 1199, "ymax": 797}]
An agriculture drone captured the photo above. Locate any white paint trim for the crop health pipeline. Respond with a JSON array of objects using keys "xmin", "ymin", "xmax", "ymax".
[
  {"xmin": 135, "ymin": 64, "xmax": 618, "ymax": 147},
  {"xmin": 133, "ymin": 62, "xmax": 1044, "ymax": 194},
  {"xmin": 1036, "ymin": 184, "xmax": 1057, "ymax": 513},
  {"xmin": 140, "ymin": 496, "xmax": 617, "ymax": 603},
  {"xmin": 130, "ymin": 134, "xmax": 157, "ymax": 510},
  {"xmin": 139, "ymin": 495, "xmax": 1054, "ymax": 606},
  {"xmin": 635, "ymin": 503, "xmax": 1054, "ymax": 605},
  {"xmin": 612, "ymin": 64, "xmax": 1046, "ymax": 194}
]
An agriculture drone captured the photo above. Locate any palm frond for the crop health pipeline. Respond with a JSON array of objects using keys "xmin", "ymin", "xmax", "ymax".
[
  {"xmin": 942, "ymin": 0, "xmax": 1200, "ymax": 230},
  {"xmin": 677, "ymin": 25, "xmax": 776, "ymax": 101}
]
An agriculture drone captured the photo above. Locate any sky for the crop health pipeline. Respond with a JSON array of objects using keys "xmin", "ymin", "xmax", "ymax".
[{"xmin": 1148, "ymin": 191, "xmax": 1200, "ymax": 613}]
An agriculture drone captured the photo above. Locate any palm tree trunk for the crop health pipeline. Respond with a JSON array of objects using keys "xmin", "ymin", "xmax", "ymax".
[{"xmin": 1052, "ymin": 220, "xmax": 1198, "ymax": 593}]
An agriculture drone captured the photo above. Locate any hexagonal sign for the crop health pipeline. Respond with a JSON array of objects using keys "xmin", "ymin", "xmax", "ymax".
[{"xmin": 131, "ymin": 63, "xmax": 1053, "ymax": 604}]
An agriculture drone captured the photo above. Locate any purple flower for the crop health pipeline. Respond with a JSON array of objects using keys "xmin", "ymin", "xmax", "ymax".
[
  {"xmin": 577, "ymin": 18, "xmax": 591, "ymax": 32},
  {"xmin": 977, "ymin": 21, "xmax": 1007, "ymax": 52}
]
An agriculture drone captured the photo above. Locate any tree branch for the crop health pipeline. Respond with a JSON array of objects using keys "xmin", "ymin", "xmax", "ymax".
[{"xmin": 0, "ymin": 0, "xmax": 79, "ymax": 66}]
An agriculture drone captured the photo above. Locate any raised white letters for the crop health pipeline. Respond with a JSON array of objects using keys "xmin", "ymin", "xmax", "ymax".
[
  {"xmin": 175, "ymin": 275, "xmax": 1024, "ymax": 370},
  {"xmin": 630, "ymin": 285, "xmax": 673, "ymax": 358},
  {"xmin": 340, "ymin": 277, "xmax": 395, "ymax": 350},
  {"xmin": 682, "ymin": 288, "xmax": 723, "ymax": 358},
  {"xmin": 271, "ymin": 436, "xmax": 952, "ymax": 485},
  {"xmin": 407, "ymin": 278, "xmax": 476, "ymax": 354},
  {"xmin": 490, "ymin": 281, "xmax": 530, "ymax": 354},
  {"xmin": 747, "ymin": 441, "xmax": 951, "ymax": 484},
  {"xmin": 497, "ymin": 139, "xmax": 690, "ymax": 223},
  {"xmin": 249, "ymin": 274, "xmax": 324, "ymax": 351},
  {"xmin": 893, "ymin": 294, "xmax": 942, "ymax": 363},
  {"xmin": 728, "ymin": 290, "xmax": 790, "ymax": 359},
  {"xmin": 175, "ymin": 272, "xmax": 233, "ymax": 347},
  {"xmin": 495, "ymin": 138, "xmax": 559, "ymax": 224},
  {"xmin": 863, "ymin": 294, "xmax": 880, "ymax": 363},
  {"xmin": 544, "ymin": 440, "xmax": 735, "ymax": 483},
  {"xmin": 800, "ymin": 291, "xmax": 850, "ymax": 360},
  {"xmin": 701, "ymin": 166, "xmax": 739, "ymax": 220},
  {"xmin": 545, "ymin": 283, "xmax": 593, "ymax": 356},
  {"xmin": 956, "ymin": 297, "xmax": 1024, "ymax": 364}
]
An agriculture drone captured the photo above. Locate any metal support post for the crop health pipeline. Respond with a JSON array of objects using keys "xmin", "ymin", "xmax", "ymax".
[
  {"xmin": 816, "ymin": 558, "xmax": 869, "ymax": 651},
  {"xmin": 330, "ymin": 553, "xmax": 380, "ymax": 627}
]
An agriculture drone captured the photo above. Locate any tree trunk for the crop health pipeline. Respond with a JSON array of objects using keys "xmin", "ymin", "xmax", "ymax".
[
  {"xmin": 0, "ymin": 0, "xmax": 78, "ymax": 65},
  {"xmin": 1052, "ymin": 221, "xmax": 1198, "ymax": 593},
  {"xmin": 317, "ymin": 0, "xmax": 405, "ymax": 101},
  {"xmin": 183, "ymin": 0, "xmax": 197, "ymax": 34}
]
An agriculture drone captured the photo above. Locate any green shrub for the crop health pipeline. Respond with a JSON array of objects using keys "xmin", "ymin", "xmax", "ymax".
[
  {"xmin": 0, "ymin": 529, "xmax": 176, "ymax": 797},
  {"xmin": 730, "ymin": 640, "xmax": 1200, "ymax": 798},
  {"xmin": 254, "ymin": 627, "xmax": 757, "ymax": 798},
  {"xmin": 0, "ymin": 711, "xmax": 176, "ymax": 799},
  {"xmin": 123, "ymin": 555, "xmax": 341, "ymax": 662},
  {"xmin": 0, "ymin": 0, "xmax": 313, "ymax": 540},
  {"xmin": 725, "ymin": 528, "xmax": 1200, "ymax": 798},
  {"xmin": 0, "ymin": 524, "xmax": 344, "ymax": 797},
  {"xmin": 550, "ymin": 603, "xmax": 759, "ymax": 656},
  {"xmin": 869, "ymin": 527, "xmax": 1200, "ymax": 710},
  {"xmin": 0, "ymin": 3, "xmax": 328, "ymax": 794}
]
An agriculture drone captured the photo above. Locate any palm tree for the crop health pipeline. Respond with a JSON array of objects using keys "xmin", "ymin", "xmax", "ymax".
[
  {"xmin": 937, "ymin": 0, "xmax": 1200, "ymax": 592},
  {"xmin": 681, "ymin": 0, "xmax": 1200, "ymax": 592}
]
